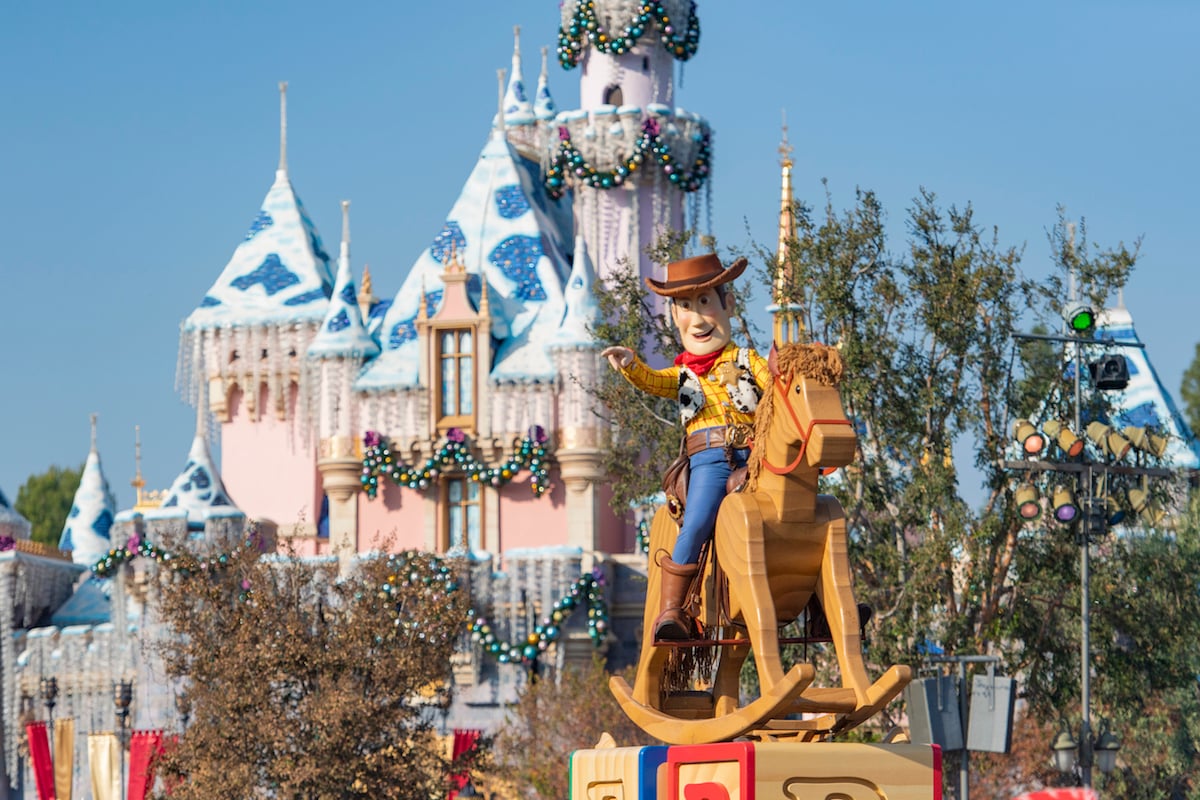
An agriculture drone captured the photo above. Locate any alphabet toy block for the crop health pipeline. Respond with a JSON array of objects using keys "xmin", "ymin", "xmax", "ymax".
[
  {"xmin": 665, "ymin": 741, "xmax": 941, "ymax": 800},
  {"xmin": 570, "ymin": 745, "xmax": 669, "ymax": 800}
]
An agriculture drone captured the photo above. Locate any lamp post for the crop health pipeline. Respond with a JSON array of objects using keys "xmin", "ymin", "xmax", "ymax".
[
  {"xmin": 114, "ymin": 680, "xmax": 133, "ymax": 800},
  {"xmin": 1053, "ymin": 717, "xmax": 1121, "ymax": 782},
  {"xmin": 39, "ymin": 676, "xmax": 58, "ymax": 752},
  {"xmin": 1007, "ymin": 312, "xmax": 1170, "ymax": 791}
]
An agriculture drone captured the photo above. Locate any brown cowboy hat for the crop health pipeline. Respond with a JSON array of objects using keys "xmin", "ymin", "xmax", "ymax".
[{"xmin": 645, "ymin": 253, "xmax": 748, "ymax": 298}]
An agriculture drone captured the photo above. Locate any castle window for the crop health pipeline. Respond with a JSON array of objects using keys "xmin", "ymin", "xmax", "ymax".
[
  {"xmin": 443, "ymin": 477, "xmax": 481, "ymax": 553},
  {"xmin": 603, "ymin": 84, "xmax": 623, "ymax": 106},
  {"xmin": 642, "ymin": 56, "xmax": 649, "ymax": 72},
  {"xmin": 436, "ymin": 328, "xmax": 474, "ymax": 428}
]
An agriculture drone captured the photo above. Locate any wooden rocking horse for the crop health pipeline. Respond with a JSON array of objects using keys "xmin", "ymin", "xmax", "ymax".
[{"xmin": 610, "ymin": 342, "xmax": 911, "ymax": 745}]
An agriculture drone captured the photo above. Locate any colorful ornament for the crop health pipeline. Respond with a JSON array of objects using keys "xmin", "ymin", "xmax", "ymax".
[
  {"xmin": 557, "ymin": 1, "xmax": 700, "ymax": 69},
  {"xmin": 466, "ymin": 568, "xmax": 610, "ymax": 667},
  {"xmin": 546, "ymin": 119, "xmax": 712, "ymax": 199},
  {"xmin": 360, "ymin": 428, "xmax": 552, "ymax": 499}
]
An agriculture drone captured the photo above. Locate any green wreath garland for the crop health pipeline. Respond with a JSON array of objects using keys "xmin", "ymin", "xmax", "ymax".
[
  {"xmin": 360, "ymin": 427, "xmax": 550, "ymax": 499},
  {"xmin": 468, "ymin": 570, "xmax": 609, "ymax": 665},
  {"xmin": 558, "ymin": 0, "xmax": 700, "ymax": 69},
  {"xmin": 546, "ymin": 117, "xmax": 711, "ymax": 198}
]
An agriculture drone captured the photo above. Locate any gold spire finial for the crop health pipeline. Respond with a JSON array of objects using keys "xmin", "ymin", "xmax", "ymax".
[
  {"xmin": 357, "ymin": 264, "xmax": 375, "ymax": 321},
  {"xmin": 773, "ymin": 109, "xmax": 803, "ymax": 344},
  {"xmin": 131, "ymin": 424, "xmax": 145, "ymax": 497},
  {"xmin": 278, "ymin": 81, "xmax": 288, "ymax": 172},
  {"xmin": 778, "ymin": 109, "xmax": 794, "ymax": 169}
]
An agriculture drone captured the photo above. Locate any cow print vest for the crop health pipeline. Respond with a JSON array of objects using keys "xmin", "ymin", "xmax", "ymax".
[{"xmin": 676, "ymin": 348, "xmax": 762, "ymax": 427}]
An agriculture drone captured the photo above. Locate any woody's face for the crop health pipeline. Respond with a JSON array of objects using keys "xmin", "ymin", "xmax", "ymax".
[{"xmin": 671, "ymin": 287, "xmax": 732, "ymax": 356}]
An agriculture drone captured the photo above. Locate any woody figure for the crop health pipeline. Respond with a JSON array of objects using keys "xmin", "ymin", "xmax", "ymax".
[{"xmin": 602, "ymin": 253, "xmax": 770, "ymax": 641}]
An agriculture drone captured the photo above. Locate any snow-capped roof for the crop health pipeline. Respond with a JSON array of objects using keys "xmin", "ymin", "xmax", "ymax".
[
  {"xmin": 183, "ymin": 167, "xmax": 333, "ymax": 331},
  {"xmin": 59, "ymin": 422, "xmax": 118, "ymax": 565},
  {"xmin": 147, "ymin": 432, "xmax": 241, "ymax": 530},
  {"xmin": 502, "ymin": 29, "xmax": 535, "ymax": 126},
  {"xmin": 534, "ymin": 46, "xmax": 557, "ymax": 121},
  {"xmin": 355, "ymin": 129, "xmax": 573, "ymax": 390},
  {"xmin": 306, "ymin": 202, "xmax": 380, "ymax": 360},
  {"xmin": 50, "ymin": 577, "xmax": 112, "ymax": 627},
  {"xmin": 549, "ymin": 235, "xmax": 601, "ymax": 350},
  {"xmin": 0, "ymin": 487, "xmax": 30, "ymax": 539},
  {"xmin": 1096, "ymin": 304, "xmax": 1200, "ymax": 469}
]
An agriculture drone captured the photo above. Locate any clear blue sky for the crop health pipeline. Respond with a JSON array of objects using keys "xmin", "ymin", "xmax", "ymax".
[{"xmin": 2, "ymin": 1, "xmax": 1197, "ymax": 510}]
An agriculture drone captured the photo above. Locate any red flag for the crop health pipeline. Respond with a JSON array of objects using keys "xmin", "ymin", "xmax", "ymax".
[
  {"xmin": 25, "ymin": 721, "xmax": 56, "ymax": 800},
  {"xmin": 447, "ymin": 729, "xmax": 481, "ymax": 800},
  {"xmin": 126, "ymin": 730, "xmax": 165, "ymax": 800}
]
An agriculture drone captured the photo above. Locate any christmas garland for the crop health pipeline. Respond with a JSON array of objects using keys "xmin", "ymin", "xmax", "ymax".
[
  {"xmin": 546, "ymin": 118, "xmax": 711, "ymax": 198},
  {"xmin": 467, "ymin": 570, "xmax": 609, "ymax": 665},
  {"xmin": 637, "ymin": 518, "xmax": 650, "ymax": 554},
  {"xmin": 360, "ymin": 427, "xmax": 551, "ymax": 499},
  {"xmin": 92, "ymin": 533, "xmax": 604, "ymax": 665},
  {"xmin": 558, "ymin": 0, "xmax": 700, "ymax": 69}
]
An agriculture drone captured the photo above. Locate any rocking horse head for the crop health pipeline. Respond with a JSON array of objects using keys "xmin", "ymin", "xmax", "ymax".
[{"xmin": 748, "ymin": 342, "xmax": 857, "ymax": 486}]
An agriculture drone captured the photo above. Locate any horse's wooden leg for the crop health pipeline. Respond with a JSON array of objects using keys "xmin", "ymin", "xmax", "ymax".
[
  {"xmin": 628, "ymin": 507, "xmax": 680, "ymax": 708},
  {"xmin": 715, "ymin": 494, "xmax": 788, "ymax": 693},
  {"xmin": 711, "ymin": 642, "xmax": 750, "ymax": 717},
  {"xmin": 815, "ymin": 498, "xmax": 873, "ymax": 704}
]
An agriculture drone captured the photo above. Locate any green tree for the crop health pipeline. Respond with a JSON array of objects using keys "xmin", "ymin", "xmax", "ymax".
[
  {"xmin": 1182, "ymin": 341, "xmax": 1200, "ymax": 438},
  {"xmin": 151, "ymin": 539, "xmax": 470, "ymax": 800},
  {"xmin": 593, "ymin": 185, "xmax": 1200, "ymax": 795},
  {"xmin": 15, "ymin": 464, "xmax": 82, "ymax": 547},
  {"xmin": 590, "ymin": 230, "xmax": 756, "ymax": 514}
]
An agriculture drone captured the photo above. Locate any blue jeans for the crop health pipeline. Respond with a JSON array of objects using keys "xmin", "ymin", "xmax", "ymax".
[{"xmin": 672, "ymin": 445, "xmax": 750, "ymax": 564}]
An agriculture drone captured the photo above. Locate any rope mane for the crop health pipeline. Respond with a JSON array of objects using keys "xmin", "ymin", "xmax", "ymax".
[{"xmin": 747, "ymin": 343, "xmax": 844, "ymax": 490}]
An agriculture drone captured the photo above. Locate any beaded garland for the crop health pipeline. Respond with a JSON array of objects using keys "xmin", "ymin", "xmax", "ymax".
[
  {"xmin": 545, "ymin": 118, "xmax": 711, "ymax": 198},
  {"xmin": 558, "ymin": 0, "xmax": 700, "ymax": 69},
  {"xmin": 360, "ymin": 427, "xmax": 551, "ymax": 499},
  {"xmin": 636, "ymin": 518, "xmax": 650, "ymax": 554},
  {"xmin": 92, "ymin": 536, "xmax": 459, "ymax": 611},
  {"xmin": 468, "ymin": 570, "xmax": 609, "ymax": 665}
]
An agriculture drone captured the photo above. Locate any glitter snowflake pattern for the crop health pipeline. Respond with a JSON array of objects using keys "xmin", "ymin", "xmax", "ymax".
[
  {"xmin": 232, "ymin": 254, "xmax": 300, "ymax": 296},
  {"xmin": 494, "ymin": 185, "xmax": 531, "ymax": 219},
  {"xmin": 244, "ymin": 210, "xmax": 274, "ymax": 241},
  {"xmin": 489, "ymin": 235, "xmax": 546, "ymax": 301}
]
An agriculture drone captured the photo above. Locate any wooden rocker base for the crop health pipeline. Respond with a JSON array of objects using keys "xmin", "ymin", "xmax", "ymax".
[{"xmin": 609, "ymin": 663, "xmax": 816, "ymax": 745}]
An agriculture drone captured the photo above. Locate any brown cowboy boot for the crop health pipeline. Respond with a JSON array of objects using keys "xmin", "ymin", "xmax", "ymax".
[{"xmin": 654, "ymin": 555, "xmax": 700, "ymax": 641}]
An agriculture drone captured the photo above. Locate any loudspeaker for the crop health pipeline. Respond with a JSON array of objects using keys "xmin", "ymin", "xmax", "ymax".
[
  {"xmin": 903, "ymin": 676, "xmax": 963, "ymax": 751},
  {"xmin": 966, "ymin": 675, "xmax": 1017, "ymax": 753}
]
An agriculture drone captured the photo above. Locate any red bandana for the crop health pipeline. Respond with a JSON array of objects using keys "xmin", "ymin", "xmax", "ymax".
[{"xmin": 674, "ymin": 348, "xmax": 724, "ymax": 377}]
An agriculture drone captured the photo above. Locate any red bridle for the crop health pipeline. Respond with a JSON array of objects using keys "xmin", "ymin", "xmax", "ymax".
[{"xmin": 760, "ymin": 374, "xmax": 854, "ymax": 475}]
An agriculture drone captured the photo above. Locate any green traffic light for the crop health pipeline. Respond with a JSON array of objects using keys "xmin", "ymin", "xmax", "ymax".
[{"xmin": 1064, "ymin": 301, "xmax": 1095, "ymax": 334}]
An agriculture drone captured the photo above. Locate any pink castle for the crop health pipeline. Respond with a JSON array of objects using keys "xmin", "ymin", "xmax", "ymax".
[{"xmin": 175, "ymin": 2, "xmax": 712, "ymax": 567}]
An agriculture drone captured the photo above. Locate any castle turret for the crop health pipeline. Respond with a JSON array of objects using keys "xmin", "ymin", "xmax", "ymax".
[
  {"xmin": 550, "ymin": 0, "xmax": 709, "ymax": 289},
  {"xmin": 59, "ymin": 414, "xmax": 117, "ymax": 565},
  {"xmin": 308, "ymin": 201, "xmax": 379, "ymax": 563},
  {"xmin": 176, "ymin": 83, "xmax": 334, "ymax": 535}
]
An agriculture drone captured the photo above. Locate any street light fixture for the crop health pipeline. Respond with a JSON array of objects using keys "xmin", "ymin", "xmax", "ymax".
[
  {"xmin": 1052, "ymin": 717, "xmax": 1121, "ymax": 778},
  {"xmin": 1014, "ymin": 419, "xmax": 1045, "ymax": 455},
  {"xmin": 1085, "ymin": 422, "xmax": 1131, "ymax": 460},
  {"xmin": 1043, "ymin": 420, "xmax": 1084, "ymax": 458},
  {"xmin": 1051, "ymin": 485, "xmax": 1080, "ymax": 524},
  {"xmin": 1015, "ymin": 484, "xmax": 1042, "ymax": 520}
]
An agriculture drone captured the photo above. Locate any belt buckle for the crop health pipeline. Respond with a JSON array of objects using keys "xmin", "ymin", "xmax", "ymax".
[{"xmin": 727, "ymin": 423, "xmax": 752, "ymax": 449}]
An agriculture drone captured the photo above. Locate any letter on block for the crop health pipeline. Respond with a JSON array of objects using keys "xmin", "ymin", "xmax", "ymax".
[
  {"xmin": 666, "ymin": 741, "xmax": 941, "ymax": 800},
  {"xmin": 569, "ymin": 746, "xmax": 669, "ymax": 800}
]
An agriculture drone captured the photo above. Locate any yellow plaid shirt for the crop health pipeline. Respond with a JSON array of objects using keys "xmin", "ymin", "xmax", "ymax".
[{"xmin": 619, "ymin": 343, "xmax": 771, "ymax": 435}]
